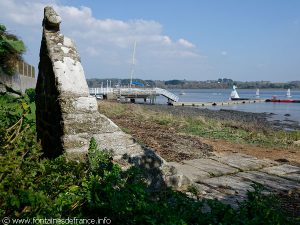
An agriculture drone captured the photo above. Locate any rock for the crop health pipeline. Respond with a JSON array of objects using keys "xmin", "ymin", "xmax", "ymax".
[
  {"xmin": 43, "ymin": 6, "xmax": 61, "ymax": 31},
  {"xmin": 284, "ymin": 113, "xmax": 291, "ymax": 117}
]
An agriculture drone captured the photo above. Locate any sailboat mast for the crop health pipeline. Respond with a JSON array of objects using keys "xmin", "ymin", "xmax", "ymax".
[{"xmin": 129, "ymin": 40, "xmax": 137, "ymax": 88}]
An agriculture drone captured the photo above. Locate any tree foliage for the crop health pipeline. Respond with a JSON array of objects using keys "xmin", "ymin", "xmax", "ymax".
[{"xmin": 0, "ymin": 24, "xmax": 25, "ymax": 76}]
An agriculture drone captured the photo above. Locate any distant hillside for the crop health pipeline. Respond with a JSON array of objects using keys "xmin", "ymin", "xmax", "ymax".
[{"xmin": 87, "ymin": 78, "xmax": 300, "ymax": 89}]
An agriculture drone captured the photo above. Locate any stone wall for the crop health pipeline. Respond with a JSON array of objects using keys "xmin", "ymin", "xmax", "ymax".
[
  {"xmin": 0, "ymin": 61, "xmax": 36, "ymax": 94},
  {"xmin": 36, "ymin": 6, "xmax": 188, "ymax": 189}
]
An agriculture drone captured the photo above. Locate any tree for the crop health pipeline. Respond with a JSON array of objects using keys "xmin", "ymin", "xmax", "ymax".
[{"xmin": 0, "ymin": 24, "xmax": 25, "ymax": 76}]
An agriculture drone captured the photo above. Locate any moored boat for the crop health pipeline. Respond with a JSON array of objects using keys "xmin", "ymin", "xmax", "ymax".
[
  {"xmin": 256, "ymin": 88, "xmax": 260, "ymax": 98},
  {"xmin": 286, "ymin": 88, "xmax": 292, "ymax": 98},
  {"xmin": 230, "ymin": 85, "xmax": 250, "ymax": 101},
  {"xmin": 266, "ymin": 99, "xmax": 300, "ymax": 103},
  {"xmin": 266, "ymin": 93, "xmax": 300, "ymax": 103}
]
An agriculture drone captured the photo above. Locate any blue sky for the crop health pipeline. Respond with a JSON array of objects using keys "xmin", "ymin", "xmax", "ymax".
[{"xmin": 0, "ymin": 0, "xmax": 299, "ymax": 81}]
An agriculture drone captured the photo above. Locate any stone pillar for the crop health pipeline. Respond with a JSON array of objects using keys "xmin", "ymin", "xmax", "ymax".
[
  {"xmin": 36, "ymin": 7, "xmax": 96, "ymax": 156},
  {"xmin": 36, "ymin": 6, "xmax": 187, "ymax": 189}
]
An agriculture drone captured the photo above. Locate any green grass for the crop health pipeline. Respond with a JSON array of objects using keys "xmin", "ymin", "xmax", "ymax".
[
  {"xmin": 181, "ymin": 116, "xmax": 300, "ymax": 148},
  {"xmin": 99, "ymin": 102, "xmax": 300, "ymax": 149},
  {"xmin": 152, "ymin": 114, "xmax": 176, "ymax": 125}
]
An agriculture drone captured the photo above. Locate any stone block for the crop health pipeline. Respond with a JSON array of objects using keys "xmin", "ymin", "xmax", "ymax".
[
  {"xmin": 73, "ymin": 96, "xmax": 98, "ymax": 112},
  {"xmin": 261, "ymin": 164, "xmax": 300, "ymax": 176},
  {"xmin": 261, "ymin": 164, "xmax": 300, "ymax": 182},
  {"xmin": 237, "ymin": 171, "xmax": 300, "ymax": 191},
  {"xmin": 53, "ymin": 59, "xmax": 89, "ymax": 96},
  {"xmin": 168, "ymin": 162, "xmax": 210, "ymax": 182},
  {"xmin": 93, "ymin": 131, "xmax": 144, "ymax": 158},
  {"xmin": 199, "ymin": 175, "xmax": 254, "ymax": 197},
  {"xmin": 63, "ymin": 113, "xmax": 120, "ymax": 134},
  {"xmin": 183, "ymin": 158, "xmax": 238, "ymax": 176},
  {"xmin": 210, "ymin": 152, "xmax": 277, "ymax": 171}
]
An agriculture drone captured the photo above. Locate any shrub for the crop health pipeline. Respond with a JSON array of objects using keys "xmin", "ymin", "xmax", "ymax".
[
  {"xmin": 25, "ymin": 88, "xmax": 35, "ymax": 103},
  {"xmin": 0, "ymin": 95, "xmax": 298, "ymax": 224}
]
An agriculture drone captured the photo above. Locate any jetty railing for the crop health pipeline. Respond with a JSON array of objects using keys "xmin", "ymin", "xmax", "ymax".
[{"xmin": 89, "ymin": 87, "xmax": 179, "ymax": 102}]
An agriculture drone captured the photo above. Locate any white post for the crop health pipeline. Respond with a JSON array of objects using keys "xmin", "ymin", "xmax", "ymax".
[
  {"xmin": 106, "ymin": 80, "xmax": 108, "ymax": 94},
  {"xmin": 130, "ymin": 40, "xmax": 137, "ymax": 88}
]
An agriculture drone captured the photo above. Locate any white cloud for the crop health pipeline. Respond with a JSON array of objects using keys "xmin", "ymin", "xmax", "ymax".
[
  {"xmin": 221, "ymin": 51, "xmax": 228, "ymax": 56},
  {"xmin": 178, "ymin": 38, "xmax": 195, "ymax": 48},
  {"xmin": 0, "ymin": 0, "xmax": 204, "ymax": 79}
]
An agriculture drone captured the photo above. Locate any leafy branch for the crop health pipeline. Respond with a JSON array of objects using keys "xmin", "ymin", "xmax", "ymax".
[{"xmin": 0, "ymin": 23, "xmax": 25, "ymax": 76}]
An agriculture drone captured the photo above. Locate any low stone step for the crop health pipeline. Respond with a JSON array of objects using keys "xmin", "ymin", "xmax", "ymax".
[
  {"xmin": 210, "ymin": 152, "xmax": 277, "ymax": 171},
  {"xmin": 168, "ymin": 162, "xmax": 210, "ymax": 182},
  {"xmin": 261, "ymin": 164, "xmax": 300, "ymax": 182},
  {"xmin": 198, "ymin": 175, "xmax": 254, "ymax": 198},
  {"xmin": 237, "ymin": 171, "xmax": 300, "ymax": 191},
  {"xmin": 183, "ymin": 158, "xmax": 239, "ymax": 177},
  {"xmin": 261, "ymin": 164, "xmax": 300, "ymax": 175}
]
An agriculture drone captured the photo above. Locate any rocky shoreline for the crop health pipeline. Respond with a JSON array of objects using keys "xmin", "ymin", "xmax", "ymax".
[{"xmin": 141, "ymin": 104, "xmax": 300, "ymax": 131}]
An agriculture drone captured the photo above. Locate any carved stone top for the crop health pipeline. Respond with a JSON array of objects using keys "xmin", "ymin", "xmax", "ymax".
[{"xmin": 43, "ymin": 6, "xmax": 61, "ymax": 31}]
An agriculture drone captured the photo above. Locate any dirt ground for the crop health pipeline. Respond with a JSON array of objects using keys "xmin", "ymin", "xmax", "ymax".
[
  {"xmin": 109, "ymin": 115, "xmax": 213, "ymax": 162},
  {"xmin": 99, "ymin": 102, "xmax": 300, "ymax": 165},
  {"xmin": 200, "ymin": 138, "xmax": 300, "ymax": 167}
]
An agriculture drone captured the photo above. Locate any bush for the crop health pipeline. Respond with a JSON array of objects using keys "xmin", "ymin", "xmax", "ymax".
[
  {"xmin": 0, "ymin": 23, "xmax": 26, "ymax": 76},
  {"xmin": 25, "ymin": 88, "xmax": 35, "ymax": 103},
  {"xmin": 0, "ymin": 95, "xmax": 298, "ymax": 224}
]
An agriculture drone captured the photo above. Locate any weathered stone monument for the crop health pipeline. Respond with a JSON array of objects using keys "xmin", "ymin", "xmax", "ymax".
[{"xmin": 36, "ymin": 6, "xmax": 187, "ymax": 188}]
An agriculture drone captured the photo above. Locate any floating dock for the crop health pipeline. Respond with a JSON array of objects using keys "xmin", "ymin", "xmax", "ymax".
[{"xmin": 173, "ymin": 99, "xmax": 266, "ymax": 107}]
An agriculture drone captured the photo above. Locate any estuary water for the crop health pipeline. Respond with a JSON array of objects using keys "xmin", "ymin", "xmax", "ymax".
[{"xmin": 156, "ymin": 89, "xmax": 300, "ymax": 125}]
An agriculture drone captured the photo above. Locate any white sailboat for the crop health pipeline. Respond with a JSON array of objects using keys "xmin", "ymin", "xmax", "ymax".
[
  {"xmin": 256, "ymin": 88, "xmax": 260, "ymax": 98},
  {"xmin": 230, "ymin": 85, "xmax": 240, "ymax": 99},
  {"xmin": 286, "ymin": 88, "xmax": 292, "ymax": 98},
  {"xmin": 230, "ymin": 85, "xmax": 250, "ymax": 100}
]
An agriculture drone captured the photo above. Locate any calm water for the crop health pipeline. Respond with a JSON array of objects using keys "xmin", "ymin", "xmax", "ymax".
[{"xmin": 155, "ymin": 89, "xmax": 300, "ymax": 124}]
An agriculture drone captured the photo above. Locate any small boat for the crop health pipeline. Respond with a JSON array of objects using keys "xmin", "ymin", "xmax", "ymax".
[
  {"xmin": 286, "ymin": 88, "xmax": 292, "ymax": 98},
  {"xmin": 230, "ymin": 85, "xmax": 249, "ymax": 101},
  {"xmin": 266, "ymin": 99, "xmax": 300, "ymax": 103},
  {"xmin": 265, "ymin": 95, "xmax": 300, "ymax": 103},
  {"xmin": 179, "ymin": 91, "xmax": 186, "ymax": 95},
  {"xmin": 255, "ymin": 88, "xmax": 260, "ymax": 98}
]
